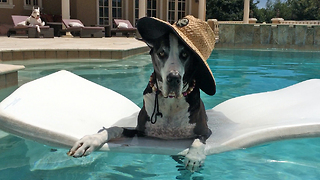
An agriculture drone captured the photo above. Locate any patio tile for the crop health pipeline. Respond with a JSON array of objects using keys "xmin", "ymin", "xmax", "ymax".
[
  {"xmin": 101, "ymin": 51, "xmax": 112, "ymax": 59},
  {"xmin": 67, "ymin": 50, "xmax": 79, "ymax": 59},
  {"xmin": 78, "ymin": 51, "xmax": 90, "ymax": 59},
  {"xmin": 2, "ymin": 51, "xmax": 12, "ymax": 61},
  {"xmin": 34, "ymin": 51, "xmax": 46, "ymax": 59},
  {"xmin": 111, "ymin": 51, "xmax": 123, "ymax": 59},
  {"xmin": 89, "ymin": 51, "xmax": 101, "ymax": 59},
  {"xmin": 23, "ymin": 51, "xmax": 34, "ymax": 60},
  {"xmin": 56, "ymin": 51, "xmax": 68, "ymax": 59},
  {"xmin": 45, "ymin": 51, "xmax": 57, "ymax": 59},
  {"xmin": 12, "ymin": 51, "xmax": 24, "ymax": 61},
  {"xmin": 5, "ymin": 72, "xmax": 18, "ymax": 87}
]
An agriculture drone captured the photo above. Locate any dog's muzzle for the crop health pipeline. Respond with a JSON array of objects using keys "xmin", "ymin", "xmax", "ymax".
[
  {"xmin": 165, "ymin": 71, "xmax": 182, "ymax": 98},
  {"xmin": 167, "ymin": 72, "xmax": 181, "ymax": 88},
  {"xmin": 149, "ymin": 72, "xmax": 195, "ymax": 98}
]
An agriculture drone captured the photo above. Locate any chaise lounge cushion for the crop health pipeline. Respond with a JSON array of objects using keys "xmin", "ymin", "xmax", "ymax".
[
  {"xmin": 117, "ymin": 22, "xmax": 129, "ymax": 29},
  {"xmin": 68, "ymin": 22, "xmax": 84, "ymax": 28}
]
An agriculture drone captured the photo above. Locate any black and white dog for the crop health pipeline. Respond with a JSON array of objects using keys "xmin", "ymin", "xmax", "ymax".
[{"xmin": 68, "ymin": 16, "xmax": 216, "ymax": 172}]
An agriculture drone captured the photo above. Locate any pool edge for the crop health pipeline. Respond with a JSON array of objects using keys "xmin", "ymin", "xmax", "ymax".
[{"xmin": 0, "ymin": 46, "xmax": 150, "ymax": 61}]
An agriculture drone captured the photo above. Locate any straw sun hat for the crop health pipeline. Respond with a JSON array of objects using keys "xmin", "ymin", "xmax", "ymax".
[{"xmin": 137, "ymin": 15, "xmax": 216, "ymax": 96}]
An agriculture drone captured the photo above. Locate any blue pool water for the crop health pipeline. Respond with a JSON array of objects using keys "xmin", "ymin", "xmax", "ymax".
[{"xmin": 1, "ymin": 49, "xmax": 320, "ymax": 179}]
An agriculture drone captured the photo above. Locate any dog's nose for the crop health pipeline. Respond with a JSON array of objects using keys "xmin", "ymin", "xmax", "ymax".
[{"xmin": 167, "ymin": 73, "xmax": 181, "ymax": 87}]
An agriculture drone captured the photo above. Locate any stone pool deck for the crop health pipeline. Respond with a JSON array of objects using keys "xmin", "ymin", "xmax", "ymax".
[
  {"xmin": 0, "ymin": 36, "xmax": 149, "ymax": 89},
  {"xmin": 0, "ymin": 36, "xmax": 149, "ymax": 61}
]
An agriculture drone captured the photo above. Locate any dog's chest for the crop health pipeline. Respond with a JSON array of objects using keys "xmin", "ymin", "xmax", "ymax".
[
  {"xmin": 143, "ymin": 93, "xmax": 196, "ymax": 139},
  {"xmin": 27, "ymin": 17, "xmax": 42, "ymax": 25}
]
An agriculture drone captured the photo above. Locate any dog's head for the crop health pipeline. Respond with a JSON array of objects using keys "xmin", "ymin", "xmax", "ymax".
[
  {"xmin": 146, "ymin": 33, "xmax": 197, "ymax": 98},
  {"xmin": 137, "ymin": 16, "xmax": 216, "ymax": 97},
  {"xmin": 31, "ymin": 7, "xmax": 41, "ymax": 19}
]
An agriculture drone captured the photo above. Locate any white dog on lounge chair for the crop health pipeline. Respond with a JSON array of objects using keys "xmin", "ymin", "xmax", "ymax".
[{"xmin": 25, "ymin": 7, "xmax": 45, "ymax": 33}]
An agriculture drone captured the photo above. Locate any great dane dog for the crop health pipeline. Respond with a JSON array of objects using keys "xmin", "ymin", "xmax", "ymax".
[{"xmin": 68, "ymin": 15, "xmax": 216, "ymax": 172}]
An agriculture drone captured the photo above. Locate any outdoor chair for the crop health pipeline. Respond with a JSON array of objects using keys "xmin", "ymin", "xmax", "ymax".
[
  {"xmin": 60, "ymin": 19, "xmax": 104, "ymax": 38},
  {"xmin": 111, "ymin": 19, "xmax": 137, "ymax": 37},
  {"xmin": 7, "ymin": 15, "xmax": 54, "ymax": 38}
]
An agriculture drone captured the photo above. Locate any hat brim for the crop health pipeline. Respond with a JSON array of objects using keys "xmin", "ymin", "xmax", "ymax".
[{"xmin": 137, "ymin": 17, "xmax": 216, "ymax": 95}]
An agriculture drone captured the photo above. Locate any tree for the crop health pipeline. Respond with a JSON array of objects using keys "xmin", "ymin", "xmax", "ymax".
[
  {"xmin": 252, "ymin": 0, "xmax": 274, "ymax": 22},
  {"xmin": 289, "ymin": 0, "xmax": 320, "ymax": 20},
  {"xmin": 206, "ymin": 0, "xmax": 259, "ymax": 21}
]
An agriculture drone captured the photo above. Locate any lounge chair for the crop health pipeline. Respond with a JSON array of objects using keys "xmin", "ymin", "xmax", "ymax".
[
  {"xmin": 7, "ymin": 15, "xmax": 54, "ymax": 38},
  {"xmin": 111, "ymin": 19, "xmax": 137, "ymax": 37},
  {"xmin": 60, "ymin": 19, "xmax": 104, "ymax": 38}
]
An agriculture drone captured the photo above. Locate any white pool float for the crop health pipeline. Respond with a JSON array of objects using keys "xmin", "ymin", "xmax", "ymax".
[{"xmin": 0, "ymin": 70, "xmax": 319, "ymax": 156}]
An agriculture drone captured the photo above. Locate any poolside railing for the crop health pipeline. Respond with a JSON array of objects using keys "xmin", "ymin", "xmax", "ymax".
[{"xmin": 281, "ymin": 20, "xmax": 320, "ymax": 25}]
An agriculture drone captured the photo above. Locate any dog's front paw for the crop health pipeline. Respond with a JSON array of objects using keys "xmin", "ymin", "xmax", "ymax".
[
  {"xmin": 184, "ymin": 139, "xmax": 206, "ymax": 172},
  {"xmin": 67, "ymin": 132, "xmax": 108, "ymax": 157}
]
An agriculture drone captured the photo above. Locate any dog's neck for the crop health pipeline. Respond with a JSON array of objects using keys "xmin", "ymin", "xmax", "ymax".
[{"xmin": 148, "ymin": 72, "xmax": 195, "ymax": 98}]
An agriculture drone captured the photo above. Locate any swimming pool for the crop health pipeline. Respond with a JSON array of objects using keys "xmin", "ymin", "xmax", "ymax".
[{"xmin": 1, "ymin": 49, "xmax": 320, "ymax": 179}]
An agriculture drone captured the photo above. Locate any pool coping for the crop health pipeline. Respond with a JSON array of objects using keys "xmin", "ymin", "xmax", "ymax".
[
  {"xmin": 0, "ymin": 64, "xmax": 25, "ymax": 75},
  {"xmin": 0, "ymin": 47, "xmax": 150, "ymax": 61}
]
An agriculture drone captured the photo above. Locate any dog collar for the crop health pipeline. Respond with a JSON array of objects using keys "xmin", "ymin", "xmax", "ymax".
[{"xmin": 149, "ymin": 73, "xmax": 196, "ymax": 98}]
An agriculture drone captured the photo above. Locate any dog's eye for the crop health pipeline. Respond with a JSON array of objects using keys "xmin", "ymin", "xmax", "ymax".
[
  {"xmin": 182, "ymin": 52, "xmax": 188, "ymax": 58},
  {"xmin": 158, "ymin": 51, "xmax": 166, "ymax": 58},
  {"xmin": 180, "ymin": 51, "xmax": 189, "ymax": 60}
]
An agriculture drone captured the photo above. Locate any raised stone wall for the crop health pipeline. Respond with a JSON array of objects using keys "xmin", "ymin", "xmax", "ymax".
[{"xmin": 217, "ymin": 24, "xmax": 320, "ymax": 50}]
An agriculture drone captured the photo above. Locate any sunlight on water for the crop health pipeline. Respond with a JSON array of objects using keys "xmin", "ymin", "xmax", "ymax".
[{"xmin": 1, "ymin": 49, "xmax": 320, "ymax": 179}]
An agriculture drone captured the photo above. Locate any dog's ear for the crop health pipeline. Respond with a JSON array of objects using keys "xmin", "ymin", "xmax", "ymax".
[{"xmin": 137, "ymin": 17, "xmax": 170, "ymax": 49}]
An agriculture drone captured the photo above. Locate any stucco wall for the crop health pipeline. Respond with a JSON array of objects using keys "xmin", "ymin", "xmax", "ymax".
[
  {"xmin": 191, "ymin": 2, "xmax": 199, "ymax": 19},
  {"xmin": 42, "ymin": 0, "xmax": 61, "ymax": 15},
  {"xmin": 0, "ymin": 1, "xmax": 32, "ymax": 24},
  {"xmin": 76, "ymin": 0, "xmax": 97, "ymax": 26}
]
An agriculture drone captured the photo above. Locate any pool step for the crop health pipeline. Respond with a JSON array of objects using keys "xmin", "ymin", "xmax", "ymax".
[{"xmin": 0, "ymin": 64, "xmax": 25, "ymax": 89}]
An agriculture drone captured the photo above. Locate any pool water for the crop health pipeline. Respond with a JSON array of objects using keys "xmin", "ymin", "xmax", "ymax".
[{"xmin": 1, "ymin": 49, "xmax": 320, "ymax": 179}]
